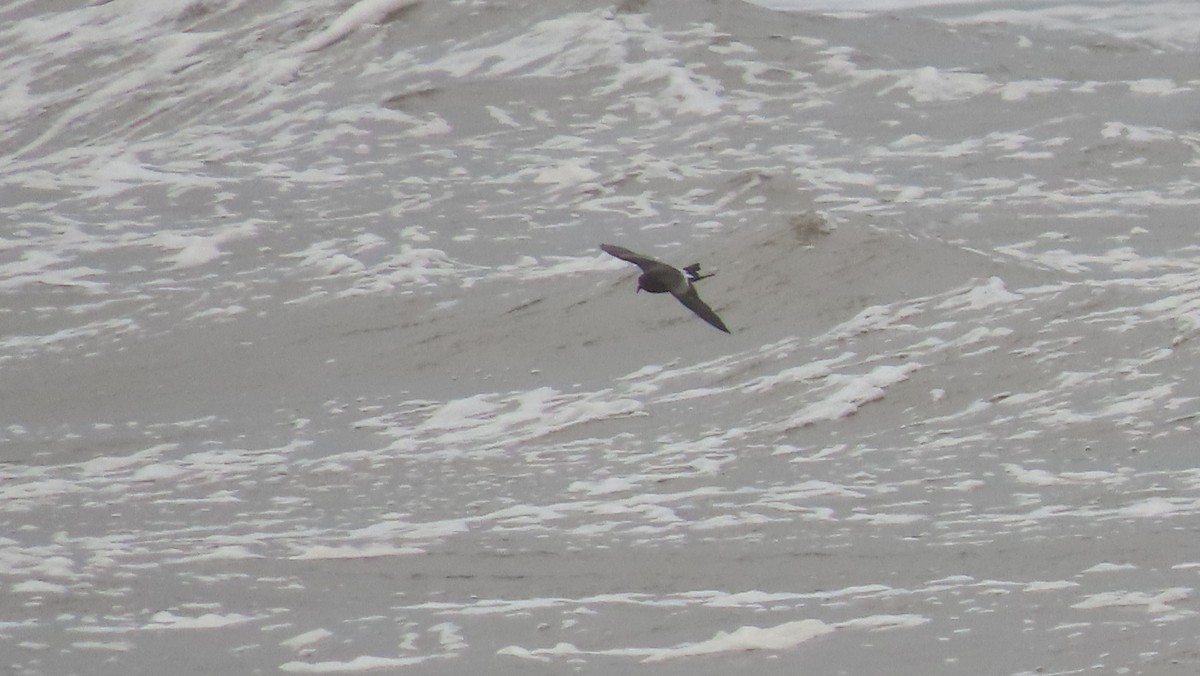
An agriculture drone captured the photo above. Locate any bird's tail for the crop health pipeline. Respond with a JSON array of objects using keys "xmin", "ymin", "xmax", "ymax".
[{"xmin": 683, "ymin": 263, "xmax": 714, "ymax": 282}]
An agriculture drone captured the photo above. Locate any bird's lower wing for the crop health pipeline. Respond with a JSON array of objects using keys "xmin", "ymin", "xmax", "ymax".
[{"xmin": 675, "ymin": 287, "xmax": 731, "ymax": 333}]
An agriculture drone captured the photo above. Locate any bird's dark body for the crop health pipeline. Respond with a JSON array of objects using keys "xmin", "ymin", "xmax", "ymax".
[{"xmin": 637, "ymin": 274, "xmax": 672, "ymax": 294}]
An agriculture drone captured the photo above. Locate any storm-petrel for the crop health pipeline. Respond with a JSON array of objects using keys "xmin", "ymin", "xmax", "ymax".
[{"xmin": 600, "ymin": 243, "xmax": 730, "ymax": 334}]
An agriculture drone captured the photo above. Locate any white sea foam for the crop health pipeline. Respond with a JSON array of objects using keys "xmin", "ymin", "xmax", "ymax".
[
  {"xmin": 289, "ymin": 545, "xmax": 425, "ymax": 560},
  {"xmin": 296, "ymin": 0, "xmax": 422, "ymax": 52},
  {"xmin": 279, "ymin": 654, "xmax": 433, "ymax": 673},
  {"xmin": 281, "ymin": 629, "xmax": 334, "ymax": 651},
  {"xmin": 745, "ymin": 0, "xmax": 1200, "ymax": 48},
  {"xmin": 641, "ymin": 619, "xmax": 835, "ymax": 662},
  {"xmin": 144, "ymin": 611, "xmax": 255, "ymax": 630}
]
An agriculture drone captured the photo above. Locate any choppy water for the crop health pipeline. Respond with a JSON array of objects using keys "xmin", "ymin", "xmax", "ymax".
[{"xmin": 3, "ymin": 0, "xmax": 1200, "ymax": 673}]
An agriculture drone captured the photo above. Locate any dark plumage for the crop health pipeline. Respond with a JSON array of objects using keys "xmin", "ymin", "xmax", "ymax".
[{"xmin": 600, "ymin": 243, "xmax": 730, "ymax": 334}]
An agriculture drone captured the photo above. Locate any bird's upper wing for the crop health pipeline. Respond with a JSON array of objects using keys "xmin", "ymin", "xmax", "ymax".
[
  {"xmin": 600, "ymin": 244, "xmax": 674, "ymax": 275},
  {"xmin": 674, "ymin": 285, "xmax": 731, "ymax": 334}
]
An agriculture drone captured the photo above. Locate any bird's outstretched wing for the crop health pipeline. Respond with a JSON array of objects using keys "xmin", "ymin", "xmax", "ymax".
[
  {"xmin": 674, "ymin": 286, "xmax": 731, "ymax": 334},
  {"xmin": 600, "ymin": 243, "xmax": 675, "ymax": 276}
]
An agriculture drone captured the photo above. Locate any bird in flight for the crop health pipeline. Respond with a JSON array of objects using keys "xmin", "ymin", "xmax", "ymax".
[{"xmin": 600, "ymin": 243, "xmax": 730, "ymax": 334}]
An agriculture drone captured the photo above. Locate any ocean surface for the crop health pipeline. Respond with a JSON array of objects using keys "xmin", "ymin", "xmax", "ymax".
[{"xmin": 3, "ymin": 0, "xmax": 1200, "ymax": 673}]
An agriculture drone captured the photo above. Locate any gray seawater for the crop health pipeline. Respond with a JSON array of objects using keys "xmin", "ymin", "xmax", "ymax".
[{"xmin": 2, "ymin": 0, "xmax": 1199, "ymax": 673}]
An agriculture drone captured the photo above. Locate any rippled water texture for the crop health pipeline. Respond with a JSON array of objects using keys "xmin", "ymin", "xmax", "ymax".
[{"xmin": 2, "ymin": 0, "xmax": 1200, "ymax": 673}]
